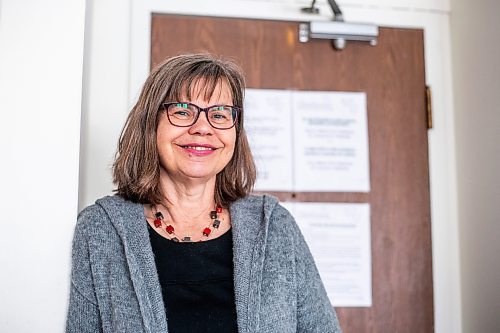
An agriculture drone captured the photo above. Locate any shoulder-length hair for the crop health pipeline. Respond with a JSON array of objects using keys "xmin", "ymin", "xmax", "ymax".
[{"xmin": 112, "ymin": 54, "xmax": 256, "ymax": 207}]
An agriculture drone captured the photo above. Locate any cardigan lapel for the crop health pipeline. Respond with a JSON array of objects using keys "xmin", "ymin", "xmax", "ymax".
[
  {"xmin": 230, "ymin": 195, "xmax": 278, "ymax": 333},
  {"xmin": 96, "ymin": 196, "xmax": 169, "ymax": 333}
]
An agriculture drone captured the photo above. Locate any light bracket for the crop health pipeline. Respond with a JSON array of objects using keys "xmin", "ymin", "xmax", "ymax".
[{"xmin": 300, "ymin": 0, "xmax": 379, "ymax": 50}]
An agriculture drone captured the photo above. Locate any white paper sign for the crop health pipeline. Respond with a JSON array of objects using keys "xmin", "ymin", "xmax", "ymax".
[
  {"xmin": 282, "ymin": 202, "xmax": 372, "ymax": 307},
  {"xmin": 244, "ymin": 89, "xmax": 370, "ymax": 192},
  {"xmin": 292, "ymin": 91, "xmax": 370, "ymax": 192},
  {"xmin": 245, "ymin": 89, "xmax": 293, "ymax": 191}
]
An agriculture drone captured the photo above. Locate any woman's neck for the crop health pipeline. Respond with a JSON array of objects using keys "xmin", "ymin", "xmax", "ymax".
[
  {"xmin": 145, "ymin": 170, "xmax": 231, "ymax": 242},
  {"xmin": 158, "ymin": 171, "xmax": 217, "ymax": 226}
]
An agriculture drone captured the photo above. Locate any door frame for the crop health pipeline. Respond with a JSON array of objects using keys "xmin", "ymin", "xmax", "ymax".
[{"xmin": 123, "ymin": 1, "xmax": 461, "ymax": 332}]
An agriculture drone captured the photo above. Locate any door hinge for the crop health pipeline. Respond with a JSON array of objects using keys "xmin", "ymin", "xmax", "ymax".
[{"xmin": 426, "ymin": 85, "xmax": 433, "ymax": 129}]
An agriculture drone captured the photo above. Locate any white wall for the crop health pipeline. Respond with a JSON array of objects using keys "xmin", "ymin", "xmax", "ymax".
[
  {"xmin": 80, "ymin": 1, "xmax": 462, "ymax": 332},
  {"xmin": 0, "ymin": 0, "xmax": 85, "ymax": 332},
  {"xmin": 78, "ymin": 0, "xmax": 130, "ymax": 209},
  {"xmin": 450, "ymin": 0, "xmax": 500, "ymax": 332},
  {"xmin": 5, "ymin": 0, "xmax": 489, "ymax": 331}
]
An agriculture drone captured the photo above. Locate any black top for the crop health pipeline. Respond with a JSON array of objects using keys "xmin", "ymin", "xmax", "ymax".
[{"xmin": 148, "ymin": 224, "xmax": 238, "ymax": 333}]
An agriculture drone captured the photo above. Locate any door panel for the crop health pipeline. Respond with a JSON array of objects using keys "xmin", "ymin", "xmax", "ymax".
[{"xmin": 151, "ymin": 15, "xmax": 433, "ymax": 333}]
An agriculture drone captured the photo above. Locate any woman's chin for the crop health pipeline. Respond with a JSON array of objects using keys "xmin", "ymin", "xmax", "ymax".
[{"xmin": 175, "ymin": 169, "xmax": 218, "ymax": 183}]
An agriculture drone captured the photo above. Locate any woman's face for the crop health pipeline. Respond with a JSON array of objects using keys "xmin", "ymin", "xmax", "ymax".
[{"xmin": 156, "ymin": 81, "xmax": 237, "ymax": 184}]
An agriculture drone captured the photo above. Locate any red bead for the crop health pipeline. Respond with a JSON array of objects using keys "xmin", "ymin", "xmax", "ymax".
[
  {"xmin": 166, "ymin": 225, "xmax": 174, "ymax": 234},
  {"xmin": 216, "ymin": 206, "xmax": 222, "ymax": 213},
  {"xmin": 154, "ymin": 218, "xmax": 162, "ymax": 228},
  {"xmin": 203, "ymin": 228, "xmax": 211, "ymax": 236}
]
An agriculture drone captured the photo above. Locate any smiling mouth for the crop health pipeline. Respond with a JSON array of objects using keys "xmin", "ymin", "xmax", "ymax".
[{"xmin": 180, "ymin": 145, "xmax": 217, "ymax": 151}]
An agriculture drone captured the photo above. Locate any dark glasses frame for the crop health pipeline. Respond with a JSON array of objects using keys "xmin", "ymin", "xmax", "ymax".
[{"xmin": 161, "ymin": 102, "xmax": 240, "ymax": 130}]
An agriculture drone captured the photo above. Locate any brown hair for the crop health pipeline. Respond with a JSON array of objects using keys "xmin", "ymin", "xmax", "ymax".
[{"xmin": 112, "ymin": 54, "xmax": 256, "ymax": 206}]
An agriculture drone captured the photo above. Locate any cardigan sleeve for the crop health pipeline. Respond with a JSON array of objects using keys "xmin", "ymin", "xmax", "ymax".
[
  {"xmin": 66, "ymin": 207, "xmax": 103, "ymax": 333},
  {"xmin": 291, "ymin": 212, "xmax": 343, "ymax": 333}
]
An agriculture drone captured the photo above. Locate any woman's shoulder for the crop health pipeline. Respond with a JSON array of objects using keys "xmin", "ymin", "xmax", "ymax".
[
  {"xmin": 78, "ymin": 195, "xmax": 118, "ymax": 221},
  {"xmin": 231, "ymin": 193, "xmax": 283, "ymax": 211},
  {"xmin": 76, "ymin": 195, "xmax": 141, "ymax": 231},
  {"xmin": 231, "ymin": 194, "xmax": 288, "ymax": 219},
  {"xmin": 231, "ymin": 194, "xmax": 298, "ymax": 233}
]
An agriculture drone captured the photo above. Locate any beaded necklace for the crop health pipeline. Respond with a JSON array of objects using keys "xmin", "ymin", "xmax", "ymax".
[{"xmin": 150, "ymin": 204, "xmax": 222, "ymax": 242}]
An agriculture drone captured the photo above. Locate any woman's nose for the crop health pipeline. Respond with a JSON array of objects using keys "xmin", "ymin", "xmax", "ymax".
[{"xmin": 188, "ymin": 110, "xmax": 214, "ymax": 135}]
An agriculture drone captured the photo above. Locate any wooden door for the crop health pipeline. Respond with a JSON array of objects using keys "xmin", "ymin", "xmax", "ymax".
[{"xmin": 151, "ymin": 14, "xmax": 433, "ymax": 333}]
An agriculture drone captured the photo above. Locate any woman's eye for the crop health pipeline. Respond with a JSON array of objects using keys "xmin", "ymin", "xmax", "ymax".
[
  {"xmin": 170, "ymin": 107, "xmax": 194, "ymax": 118},
  {"xmin": 210, "ymin": 112, "xmax": 231, "ymax": 123},
  {"xmin": 209, "ymin": 107, "xmax": 232, "ymax": 122},
  {"xmin": 173, "ymin": 110, "xmax": 189, "ymax": 116},
  {"xmin": 212, "ymin": 112, "xmax": 228, "ymax": 120}
]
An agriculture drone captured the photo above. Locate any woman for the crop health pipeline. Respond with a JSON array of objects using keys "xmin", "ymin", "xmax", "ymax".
[{"xmin": 67, "ymin": 54, "xmax": 342, "ymax": 333}]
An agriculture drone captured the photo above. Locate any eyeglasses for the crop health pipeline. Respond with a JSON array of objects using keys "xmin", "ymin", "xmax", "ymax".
[{"xmin": 162, "ymin": 102, "xmax": 240, "ymax": 130}]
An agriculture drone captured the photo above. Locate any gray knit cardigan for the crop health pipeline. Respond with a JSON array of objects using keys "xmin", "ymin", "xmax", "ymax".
[{"xmin": 66, "ymin": 194, "xmax": 342, "ymax": 333}]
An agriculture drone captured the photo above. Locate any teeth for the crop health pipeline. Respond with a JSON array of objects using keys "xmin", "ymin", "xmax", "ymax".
[{"xmin": 185, "ymin": 146, "xmax": 213, "ymax": 151}]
